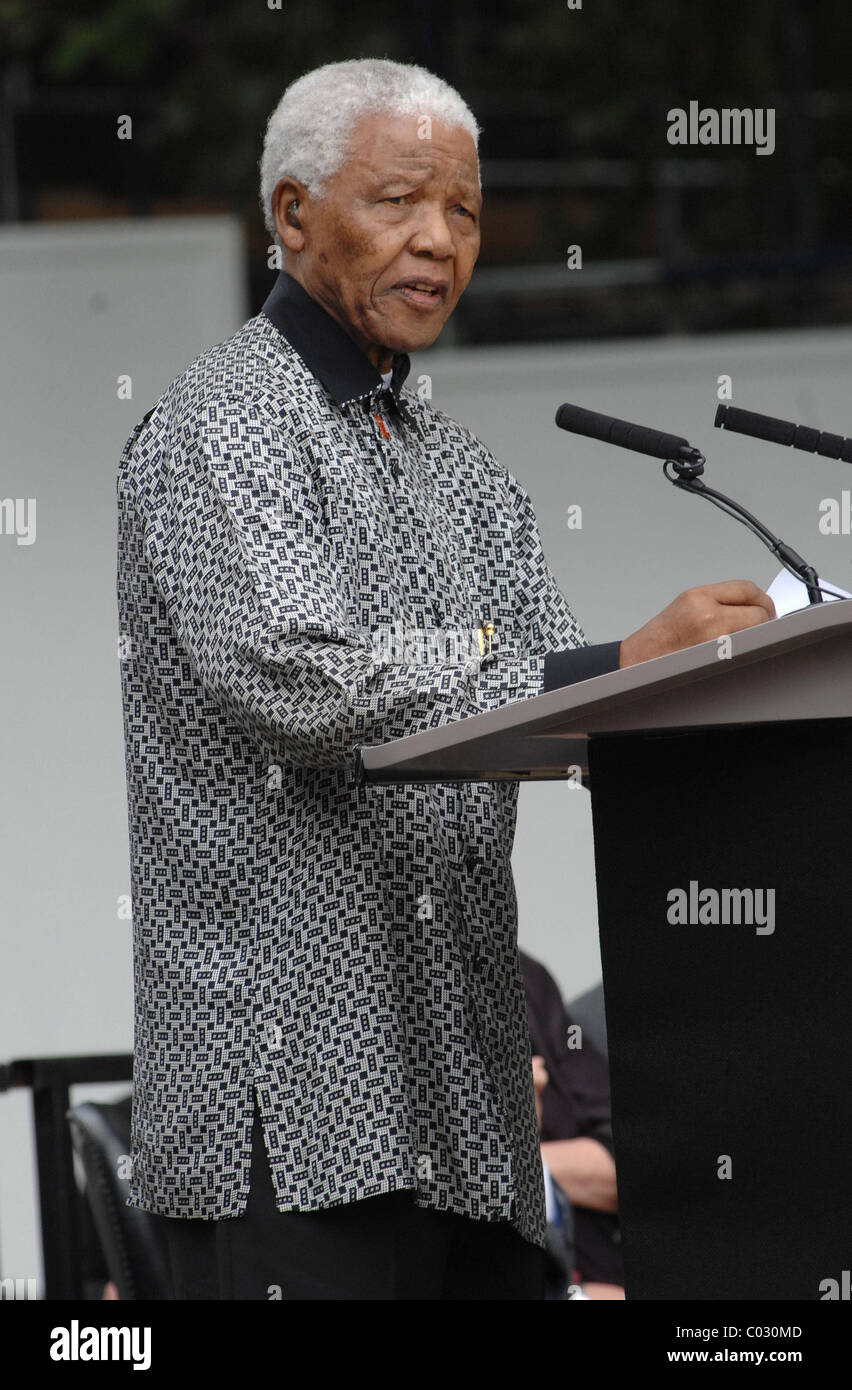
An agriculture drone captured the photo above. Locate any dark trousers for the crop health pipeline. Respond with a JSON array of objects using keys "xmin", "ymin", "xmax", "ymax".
[{"xmin": 156, "ymin": 1097, "xmax": 545, "ymax": 1300}]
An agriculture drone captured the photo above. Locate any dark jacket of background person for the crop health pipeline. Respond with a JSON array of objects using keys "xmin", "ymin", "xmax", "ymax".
[{"xmin": 520, "ymin": 951, "xmax": 624, "ymax": 1286}]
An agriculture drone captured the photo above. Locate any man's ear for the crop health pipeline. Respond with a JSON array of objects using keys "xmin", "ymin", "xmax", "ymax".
[{"xmin": 271, "ymin": 177, "xmax": 310, "ymax": 252}]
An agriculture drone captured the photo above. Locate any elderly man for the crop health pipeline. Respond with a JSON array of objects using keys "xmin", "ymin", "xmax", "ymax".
[{"xmin": 117, "ymin": 58, "xmax": 774, "ymax": 1301}]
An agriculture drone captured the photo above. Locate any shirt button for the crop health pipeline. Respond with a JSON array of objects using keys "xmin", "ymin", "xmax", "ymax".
[{"xmin": 463, "ymin": 848, "xmax": 479, "ymax": 872}]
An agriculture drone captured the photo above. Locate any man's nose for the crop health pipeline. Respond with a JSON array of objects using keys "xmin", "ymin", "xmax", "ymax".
[{"xmin": 408, "ymin": 202, "xmax": 455, "ymax": 257}]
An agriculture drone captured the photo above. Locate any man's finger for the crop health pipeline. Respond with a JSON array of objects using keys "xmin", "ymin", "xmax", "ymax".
[
  {"xmin": 700, "ymin": 580, "xmax": 776, "ymax": 620},
  {"xmin": 717, "ymin": 602, "xmax": 775, "ymax": 630}
]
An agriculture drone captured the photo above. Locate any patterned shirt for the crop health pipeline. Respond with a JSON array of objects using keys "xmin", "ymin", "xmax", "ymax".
[{"xmin": 117, "ymin": 270, "xmax": 620, "ymax": 1247}]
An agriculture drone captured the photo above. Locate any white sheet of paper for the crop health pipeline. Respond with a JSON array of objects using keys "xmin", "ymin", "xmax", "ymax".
[{"xmin": 766, "ymin": 568, "xmax": 852, "ymax": 618}]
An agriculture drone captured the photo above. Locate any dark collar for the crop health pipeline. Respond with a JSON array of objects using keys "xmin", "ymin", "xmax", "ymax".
[{"xmin": 260, "ymin": 270, "xmax": 411, "ymax": 407}]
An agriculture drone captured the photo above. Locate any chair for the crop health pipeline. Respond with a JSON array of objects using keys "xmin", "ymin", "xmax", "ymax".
[{"xmin": 67, "ymin": 1097, "xmax": 173, "ymax": 1300}]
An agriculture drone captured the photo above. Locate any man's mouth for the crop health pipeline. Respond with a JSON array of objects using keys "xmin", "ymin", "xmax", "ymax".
[{"xmin": 392, "ymin": 278, "xmax": 449, "ymax": 309}]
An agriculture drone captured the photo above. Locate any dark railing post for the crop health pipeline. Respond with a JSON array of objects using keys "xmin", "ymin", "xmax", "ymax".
[{"xmin": 31, "ymin": 1061, "xmax": 82, "ymax": 1300}]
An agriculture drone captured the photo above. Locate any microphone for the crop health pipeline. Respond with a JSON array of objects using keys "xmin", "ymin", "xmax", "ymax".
[
  {"xmin": 554, "ymin": 398, "xmax": 830, "ymax": 607},
  {"xmin": 715, "ymin": 404, "xmax": 852, "ymax": 464},
  {"xmin": 555, "ymin": 403, "xmax": 702, "ymax": 464}
]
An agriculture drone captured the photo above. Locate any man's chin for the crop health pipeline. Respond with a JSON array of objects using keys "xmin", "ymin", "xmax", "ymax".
[{"xmin": 376, "ymin": 314, "xmax": 450, "ymax": 357}]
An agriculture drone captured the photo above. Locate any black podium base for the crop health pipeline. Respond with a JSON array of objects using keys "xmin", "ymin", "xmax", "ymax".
[{"xmin": 589, "ymin": 718, "xmax": 852, "ymax": 1301}]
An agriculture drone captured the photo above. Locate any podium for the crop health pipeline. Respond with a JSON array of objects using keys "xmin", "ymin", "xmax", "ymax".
[{"xmin": 358, "ymin": 602, "xmax": 852, "ymax": 1299}]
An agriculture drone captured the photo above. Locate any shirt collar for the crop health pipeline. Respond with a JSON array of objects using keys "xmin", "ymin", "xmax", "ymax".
[{"xmin": 260, "ymin": 270, "xmax": 411, "ymax": 407}]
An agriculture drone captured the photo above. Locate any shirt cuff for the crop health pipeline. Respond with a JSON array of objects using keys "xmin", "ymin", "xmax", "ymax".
[{"xmin": 541, "ymin": 641, "xmax": 622, "ymax": 692}]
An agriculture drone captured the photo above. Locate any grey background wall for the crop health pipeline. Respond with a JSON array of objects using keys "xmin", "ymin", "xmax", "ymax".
[{"xmin": 2, "ymin": 217, "xmax": 851, "ymax": 1289}]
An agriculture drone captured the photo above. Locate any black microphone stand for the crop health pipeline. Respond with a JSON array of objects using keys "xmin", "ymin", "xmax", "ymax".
[{"xmin": 663, "ymin": 447, "xmax": 824, "ymax": 605}]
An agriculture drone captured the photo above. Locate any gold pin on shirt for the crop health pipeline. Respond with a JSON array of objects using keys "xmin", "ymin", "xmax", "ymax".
[{"xmin": 476, "ymin": 620, "xmax": 495, "ymax": 656}]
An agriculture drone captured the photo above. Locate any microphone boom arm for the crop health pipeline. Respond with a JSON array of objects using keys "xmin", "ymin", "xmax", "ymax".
[{"xmin": 663, "ymin": 452, "xmax": 824, "ymax": 605}]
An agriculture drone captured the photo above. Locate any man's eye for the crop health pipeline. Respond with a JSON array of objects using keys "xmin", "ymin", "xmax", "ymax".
[
  {"xmin": 384, "ymin": 195, "xmax": 407, "ymax": 205},
  {"xmin": 454, "ymin": 205, "xmax": 476, "ymax": 220}
]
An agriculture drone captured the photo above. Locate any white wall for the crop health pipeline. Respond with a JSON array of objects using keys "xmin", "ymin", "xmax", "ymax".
[
  {"xmin": 2, "ymin": 215, "xmax": 851, "ymax": 1289},
  {"xmin": 0, "ymin": 217, "xmax": 247, "ymax": 1293}
]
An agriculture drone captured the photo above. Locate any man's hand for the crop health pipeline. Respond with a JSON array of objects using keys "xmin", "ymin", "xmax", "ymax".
[
  {"xmin": 619, "ymin": 580, "xmax": 776, "ymax": 669},
  {"xmin": 541, "ymin": 1136, "xmax": 618, "ymax": 1213}
]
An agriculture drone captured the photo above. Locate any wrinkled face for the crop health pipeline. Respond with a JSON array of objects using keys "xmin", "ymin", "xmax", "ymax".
[{"xmin": 272, "ymin": 112, "xmax": 482, "ymax": 370}]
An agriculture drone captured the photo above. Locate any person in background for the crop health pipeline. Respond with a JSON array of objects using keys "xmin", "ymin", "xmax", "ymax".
[{"xmin": 523, "ymin": 950, "xmax": 625, "ymax": 1299}]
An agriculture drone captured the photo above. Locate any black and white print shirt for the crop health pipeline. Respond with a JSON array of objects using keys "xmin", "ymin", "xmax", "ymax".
[{"xmin": 117, "ymin": 270, "xmax": 620, "ymax": 1248}]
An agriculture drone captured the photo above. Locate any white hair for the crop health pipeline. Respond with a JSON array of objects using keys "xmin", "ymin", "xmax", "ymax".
[{"xmin": 258, "ymin": 58, "xmax": 481, "ymax": 243}]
